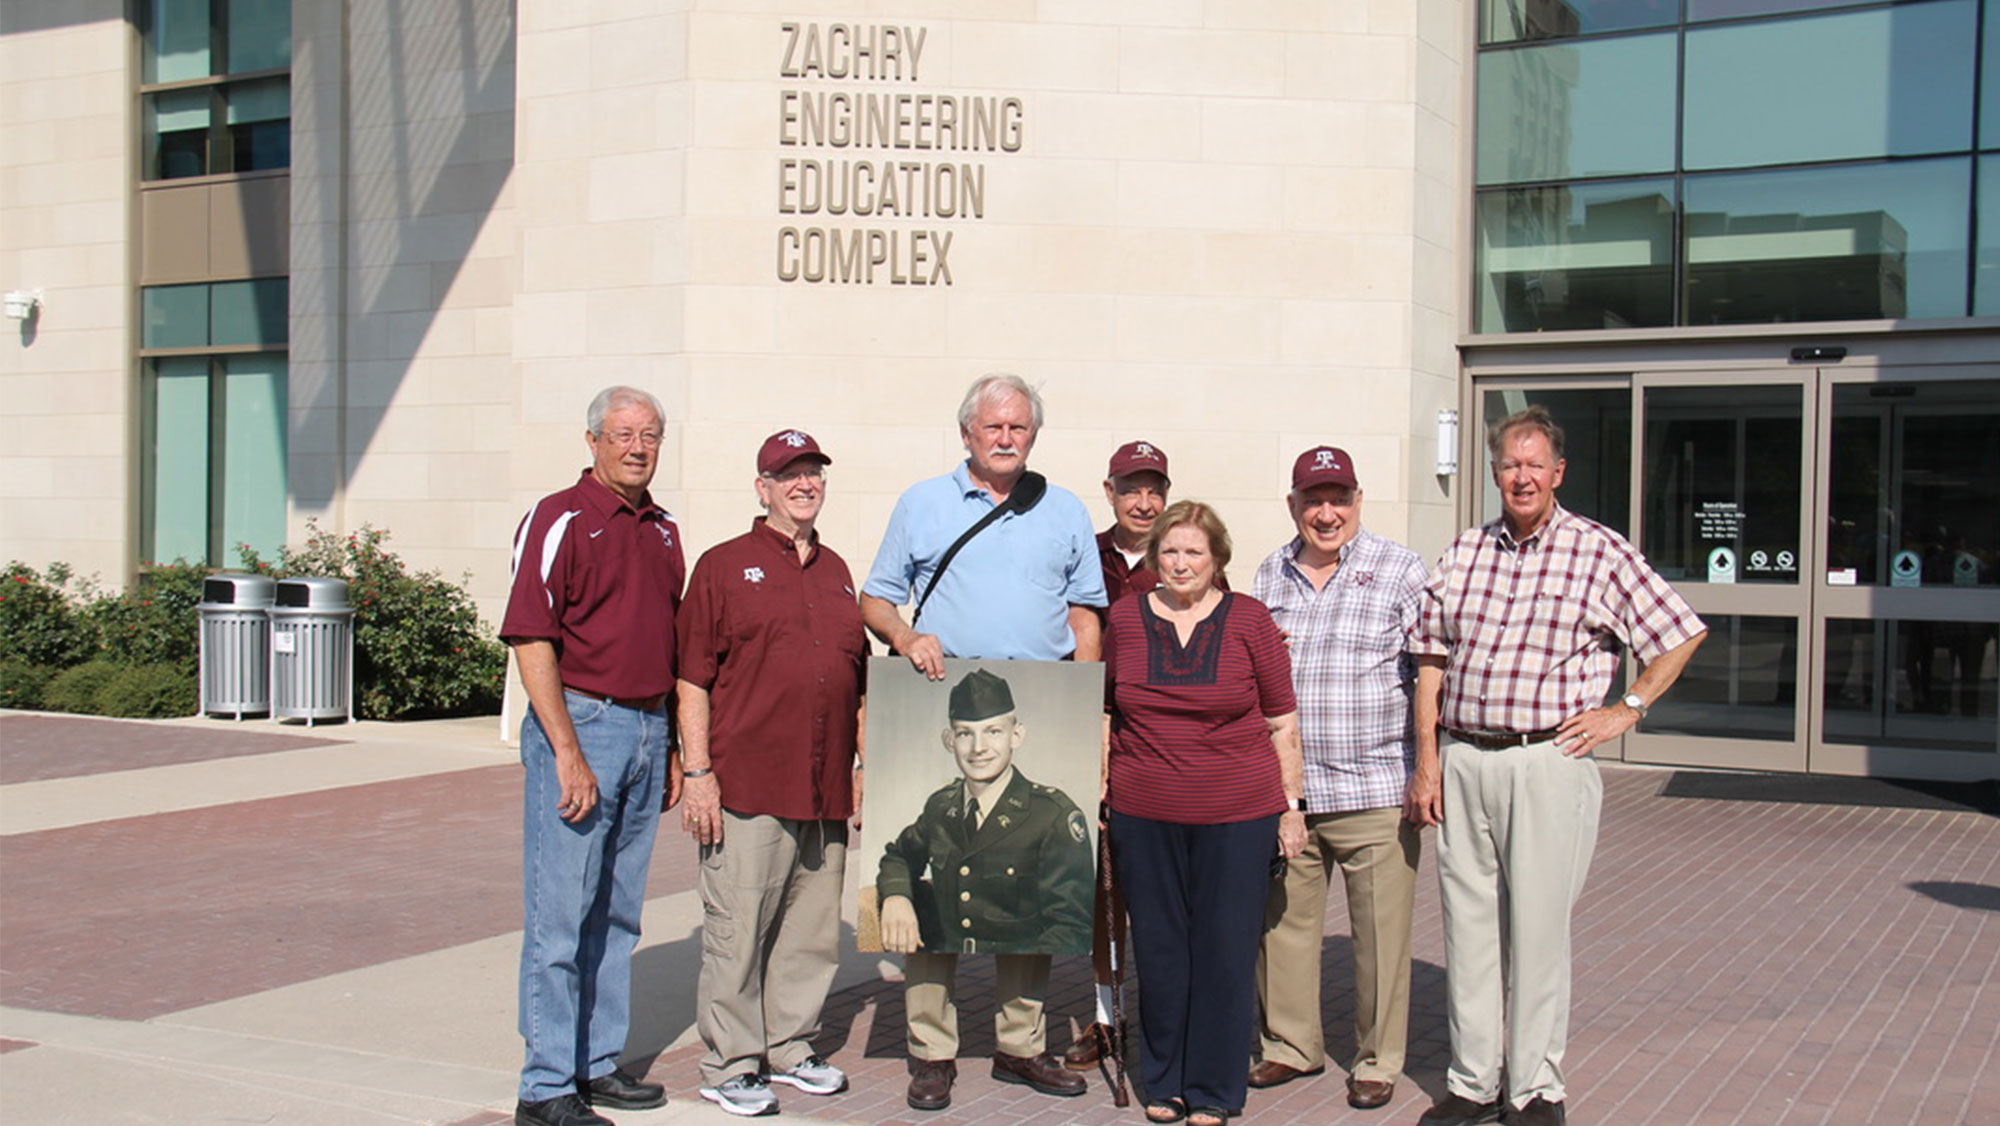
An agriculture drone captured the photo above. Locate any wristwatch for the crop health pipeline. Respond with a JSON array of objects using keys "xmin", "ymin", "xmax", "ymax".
[
  {"xmin": 1290, "ymin": 797, "xmax": 1308, "ymax": 813},
  {"xmin": 1621, "ymin": 692, "xmax": 1648, "ymax": 719}
]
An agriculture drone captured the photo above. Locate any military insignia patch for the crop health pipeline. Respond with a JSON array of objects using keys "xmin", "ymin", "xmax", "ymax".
[{"xmin": 1068, "ymin": 810, "xmax": 1087, "ymax": 843}]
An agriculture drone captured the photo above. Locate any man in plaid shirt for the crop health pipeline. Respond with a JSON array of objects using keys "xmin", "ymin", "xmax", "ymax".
[
  {"xmin": 1247, "ymin": 445, "xmax": 1429, "ymax": 1112},
  {"xmin": 1408, "ymin": 406, "xmax": 1706, "ymax": 1126}
]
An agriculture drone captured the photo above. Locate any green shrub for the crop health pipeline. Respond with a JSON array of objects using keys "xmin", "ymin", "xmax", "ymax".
[
  {"xmin": 239, "ymin": 523, "xmax": 505, "ymax": 720},
  {"xmin": 95, "ymin": 662, "xmax": 199, "ymax": 718},
  {"xmin": 78, "ymin": 561, "xmax": 208, "ymax": 666},
  {"xmin": 0, "ymin": 659, "xmax": 55, "ymax": 710},
  {"xmin": 43, "ymin": 661, "xmax": 124, "ymax": 714},
  {"xmin": 0, "ymin": 562, "xmax": 93, "ymax": 668}
]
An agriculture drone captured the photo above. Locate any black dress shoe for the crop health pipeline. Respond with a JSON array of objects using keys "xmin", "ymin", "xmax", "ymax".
[
  {"xmin": 992, "ymin": 1051, "xmax": 1087, "ymax": 1096},
  {"xmin": 516, "ymin": 1093, "xmax": 613, "ymax": 1126},
  {"xmin": 1509, "ymin": 1097, "xmax": 1566, "ymax": 1125},
  {"xmin": 579, "ymin": 1067, "xmax": 666, "ymax": 1110},
  {"xmin": 907, "ymin": 1058, "xmax": 957, "ymax": 1111},
  {"xmin": 1415, "ymin": 1091, "xmax": 1502, "ymax": 1126}
]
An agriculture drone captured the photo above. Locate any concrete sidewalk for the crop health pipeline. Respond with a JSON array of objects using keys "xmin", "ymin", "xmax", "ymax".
[{"xmin": 1, "ymin": 710, "xmax": 1995, "ymax": 1126}]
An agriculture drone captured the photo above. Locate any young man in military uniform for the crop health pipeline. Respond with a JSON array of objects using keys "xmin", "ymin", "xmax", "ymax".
[{"xmin": 877, "ymin": 668, "xmax": 1093, "ymax": 960}]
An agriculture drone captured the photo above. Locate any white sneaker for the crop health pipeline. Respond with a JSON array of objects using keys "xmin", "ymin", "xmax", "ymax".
[
  {"xmin": 767, "ymin": 1054, "xmax": 848, "ymax": 1095},
  {"xmin": 699, "ymin": 1074, "xmax": 779, "ymax": 1117}
]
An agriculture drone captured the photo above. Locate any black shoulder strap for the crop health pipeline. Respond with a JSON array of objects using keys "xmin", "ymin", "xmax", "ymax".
[{"xmin": 912, "ymin": 471, "xmax": 1047, "ymax": 627}]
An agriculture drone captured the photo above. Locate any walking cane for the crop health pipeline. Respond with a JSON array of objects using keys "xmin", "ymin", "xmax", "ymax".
[{"xmin": 1097, "ymin": 813, "xmax": 1130, "ymax": 1106}]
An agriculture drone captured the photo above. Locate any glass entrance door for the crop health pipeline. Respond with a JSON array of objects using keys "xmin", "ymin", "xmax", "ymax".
[
  {"xmin": 1814, "ymin": 372, "xmax": 2000, "ymax": 780},
  {"xmin": 1625, "ymin": 374, "xmax": 1812, "ymax": 772}
]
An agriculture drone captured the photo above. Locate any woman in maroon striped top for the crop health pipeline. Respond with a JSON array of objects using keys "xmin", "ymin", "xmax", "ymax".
[{"xmin": 1105, "ymin": 500, "xmax": 1305, "ymax": 1126}]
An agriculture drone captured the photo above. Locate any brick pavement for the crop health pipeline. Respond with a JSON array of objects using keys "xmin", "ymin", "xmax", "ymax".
[
  {"xmin": 2, "ymin": 715, "xmax": 1994, "ymax": 1125},
  {"xmin": 0, "ymin": 713, "xmax": 341, "ymax": 783},
  {"xmin": 0, "ymin": 765, "xmax": 696, "ymax": 1020}
]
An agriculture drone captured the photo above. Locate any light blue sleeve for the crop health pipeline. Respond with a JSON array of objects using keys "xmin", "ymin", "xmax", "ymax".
[
  {"xmin": 862, "ymin": 493, "xmax": 916, "ymax": 604},
  {"xmin": 1057, "ymin": 492, "xmax": 1108, "ymax": 608}
]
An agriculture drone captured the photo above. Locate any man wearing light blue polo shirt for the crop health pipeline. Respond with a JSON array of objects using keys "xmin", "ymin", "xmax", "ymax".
[{"xmin": 861, "ymin": 372, "xmax": 1107, "ymax": 1112}]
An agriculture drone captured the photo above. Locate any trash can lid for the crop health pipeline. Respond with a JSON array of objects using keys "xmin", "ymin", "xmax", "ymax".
[
  {"xmin": 274, "ymin": 576, "xmax": 353, "ymax": 610},
  {"xmin": 201, "ymin": 573, "xmax": 277, "ymax": 607}
]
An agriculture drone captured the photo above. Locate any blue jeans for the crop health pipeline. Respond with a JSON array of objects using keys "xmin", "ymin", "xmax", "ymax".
[{"xmin": 517, "ymin": 691, "xmax": 667, "ymax": 1103}]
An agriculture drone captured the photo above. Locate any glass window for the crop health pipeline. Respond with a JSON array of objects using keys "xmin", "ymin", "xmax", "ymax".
[
  {"xmin": 221, "ymin": 355, "xmax": 288, "ymax": 558},
  {"xmin": 1691, "ymin": 0, "xmax": 1923, "ymax": 23},
  {"xmin": 144, "ymin": 280, "xmax": 287, "ymax": 349},
  {"xmin": 1642, "ymin": 384, "xmax": 1803, "ymax": 585},
  {"xmin": 225, "ymin": 78, "xmax": 290, "ymax": 172},
  {"xmin": 143, "ymin": 284, "xmax": 211, "ymax": 349},
  {"xmin": 1984, "ymin": 0, "xmax": 2000, "ymax": 148},
  {"xmin": 142, "ymin": 354, "xmax": 288, "ymax": 566},
  {"xmin": 143, "ymin": 0, "xmax": 213, "ymax": 84},
  {"xmin": 1824, "ymin": 619, "xmax": 1998, "ymax": 752},
  {"xmin": 146, "ymin": 357, "xmax": 213, "ymax": 565},
  {"xmin": 1476, "ymin": 179, "xmax": 1676, "ymax": 332},
  {"xmin": 1480, "ymin": 387, "xmax": 1632, "ymax": 533},
  {"xmin": 1825, "ymin": 380, "xmax": 2000, "ymax": 589},
  {"xmin": 1477, "ymin": 33, "xmax": 1677, "ymax": 184},
  {"xmin": 1645, "ymin": 614, "xmax": 1799, "ymax": 741},
  {"xmin": 1978, "ymin": 156, "xmax": 2000, "ymax": 314},
  {"xmin": 1684, "ymin": 158, "xmax": 1972, "ymax": 323},
  {"xmin": 226, "ymin": 0, "xmax": 290, "ymax": 73},
  {"xmin": 210, "ymin": 279, "xmax": 288, "ymax": 346},
  {"xmin": 146, "ymin": 88, "xmax": 212, "ymax": 181},
  {"xmin": 1482, "ymin": 0, "xmax": 1679, "ymax": 45},
  {"xmin": 1684, "ymin": 2, "xmax": 1976, "ymax": 171}
]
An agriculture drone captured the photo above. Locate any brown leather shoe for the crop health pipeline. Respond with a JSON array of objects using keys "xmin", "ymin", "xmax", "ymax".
[
  {"xmin": 1246, "ymin": 1060, "xmax": 1324, "ymax": 1089},
  {"xmin": 1508, "ymin": 1097, "xmax": 1565, "ymax": 1125},
  {"xmin": 905, "ymin": 1058, "xmax": 956, "ymax": 1112},
  {"xmin": 991, "ymin": 1051, "xmax": 1087, "ymax": 1097},
  {"xmin": 1415, "ymin": 1091, "xmax": 1502, "ymax": 1126},
  {"xmin": 1063, "ymin": 1023, "xmax": 1109, "ymax": 1070},
  {"xmin": 1346, "ymin": 1076, "xmax": 1394, "ymax": 1109}
]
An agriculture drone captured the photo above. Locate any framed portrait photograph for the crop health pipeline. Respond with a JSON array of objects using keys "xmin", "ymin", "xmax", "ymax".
[{"xmin": 856, "ymin": 657, "xmax": 1104, "ymax": 956}]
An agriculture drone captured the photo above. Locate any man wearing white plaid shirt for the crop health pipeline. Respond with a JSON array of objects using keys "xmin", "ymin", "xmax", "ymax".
[{"xmin": 1247, "ymin": 445, "xmax": 1428, "ymax": 1112}]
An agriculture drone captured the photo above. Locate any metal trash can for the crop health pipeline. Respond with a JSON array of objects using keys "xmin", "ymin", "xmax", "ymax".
[
  {"xmin": 198, "ymin": 573, "xmax": 276, "ymax": 720},
  {"xmin": 269, "ymin": 577, "xmax": 355, "ymax": 724}
]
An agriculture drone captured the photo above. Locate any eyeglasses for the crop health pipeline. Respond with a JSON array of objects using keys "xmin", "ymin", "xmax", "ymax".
[
  {"xmin": 763, "ymin": 466, "xmax": 827, "ymax": 484},
  {"xmin": 598, "ymin": 430, "xmax": 662, "ymax": 449}
]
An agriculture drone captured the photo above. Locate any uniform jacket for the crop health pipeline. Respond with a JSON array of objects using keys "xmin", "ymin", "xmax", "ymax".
[{"xmin": 876, "ymin": 769, "xmax": 1093, "ymax": 955}]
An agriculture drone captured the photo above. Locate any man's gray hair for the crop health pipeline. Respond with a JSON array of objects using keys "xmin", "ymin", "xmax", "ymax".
[
  {"xmin": 957, "ymin": 373, "xmax": 1045, "ymax": 432},
  {"xmin": 586, "ymin": 385, "xmax": 665, "ymax": 436},
  {"xmin": 1487, "ymin": 404, "xmax": 1565, "ymax": 462}
]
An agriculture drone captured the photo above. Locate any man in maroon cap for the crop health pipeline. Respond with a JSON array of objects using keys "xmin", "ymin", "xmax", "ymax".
[
  {"xmin": 676, "ymin": 429, "xmax": 869, "ymax": 1118},
  {"xmin": 1248, "ymin": 445, "xmax": 1429, "ymax": 1112}
]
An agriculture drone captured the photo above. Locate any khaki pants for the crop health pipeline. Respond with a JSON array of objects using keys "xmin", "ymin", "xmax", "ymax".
[
  {"xmin": 903, "ymin": 952, "xmax": 1049, "ymax": 1059},
  {"xmin": 1437, "ymin": 736, "xmax": 1601, "ymax": 1109},
  {"xmin": 696, "ymin": 812, "xmax": 847, "ymax": 1084},
  {"xmin": 1256, "ymin": 805, "xmax": 1420, "ymax": 1081}
]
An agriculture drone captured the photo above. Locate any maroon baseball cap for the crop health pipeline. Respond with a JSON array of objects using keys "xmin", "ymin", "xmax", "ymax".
[
  {"xmin": 1107, "ymin": 440, "xmax": 1171, "ymax": 484},
  {"xmin": 1291, "ymin": 445, "xmax": 1358, "ymax": 491},
  {"xmin": 757, "ymin": 429, "xmax": 832, "ymax": 475}
]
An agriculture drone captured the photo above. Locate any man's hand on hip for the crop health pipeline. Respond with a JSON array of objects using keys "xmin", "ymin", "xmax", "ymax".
[{"xmin": 1555, "ymin": 704, "xmax": 1637, "ymax": 757}]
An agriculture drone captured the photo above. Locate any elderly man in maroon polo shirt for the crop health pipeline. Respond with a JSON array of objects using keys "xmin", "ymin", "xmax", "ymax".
[
  {"xmin": 503, "ymin": 386, "xmax": 684, "ymax": 1126},
  {"xmin": 675, "ymin": 429, "xmax": 869, "ymax": 1119}
]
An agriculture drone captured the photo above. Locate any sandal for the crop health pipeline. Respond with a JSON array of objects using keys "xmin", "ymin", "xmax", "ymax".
[
  {"xmin": 1145, "ymin": 1098, "xmax": 1187, "ymax": 1124},
  {"xmin": 1186, "ymin": 1108, "xmax": 1231, "ymax": 1126}
]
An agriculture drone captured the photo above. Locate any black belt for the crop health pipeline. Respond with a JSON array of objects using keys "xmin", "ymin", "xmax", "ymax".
[
  {"xmin": 1444, "ymin": 727, "xmax": 1561, "ymax": 750},
  {"xmin": 564, "ymin": 686, "xmax": 668, "ymax": 712}
]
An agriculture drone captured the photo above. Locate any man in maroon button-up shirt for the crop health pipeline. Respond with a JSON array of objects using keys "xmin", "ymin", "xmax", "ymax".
[{"xmin": 675, "ymin": 430, "xmax": 869, "ymax": 1117}]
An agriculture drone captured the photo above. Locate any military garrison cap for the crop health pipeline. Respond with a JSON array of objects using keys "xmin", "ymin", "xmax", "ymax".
[{"xmin": 948, "ymin": 668, "xmax": 1015, "ymax": 722}]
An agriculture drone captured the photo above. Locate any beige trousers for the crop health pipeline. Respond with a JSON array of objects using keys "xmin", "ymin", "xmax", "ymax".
[
  {"xmin": 1437, "ymin": 735, "xmax": 1601, "ymax": 1110},
  {"xmin": 903, "ymin": 951, "xmax": 1049, "ymax": 1059},
  {"xmin": 1256, "ymin": 805, "xmax": 1420, "ymax": 1081},
  {"xmin": 695, "ymin": 812, "xmax": 847, "ymax": 1084}
]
